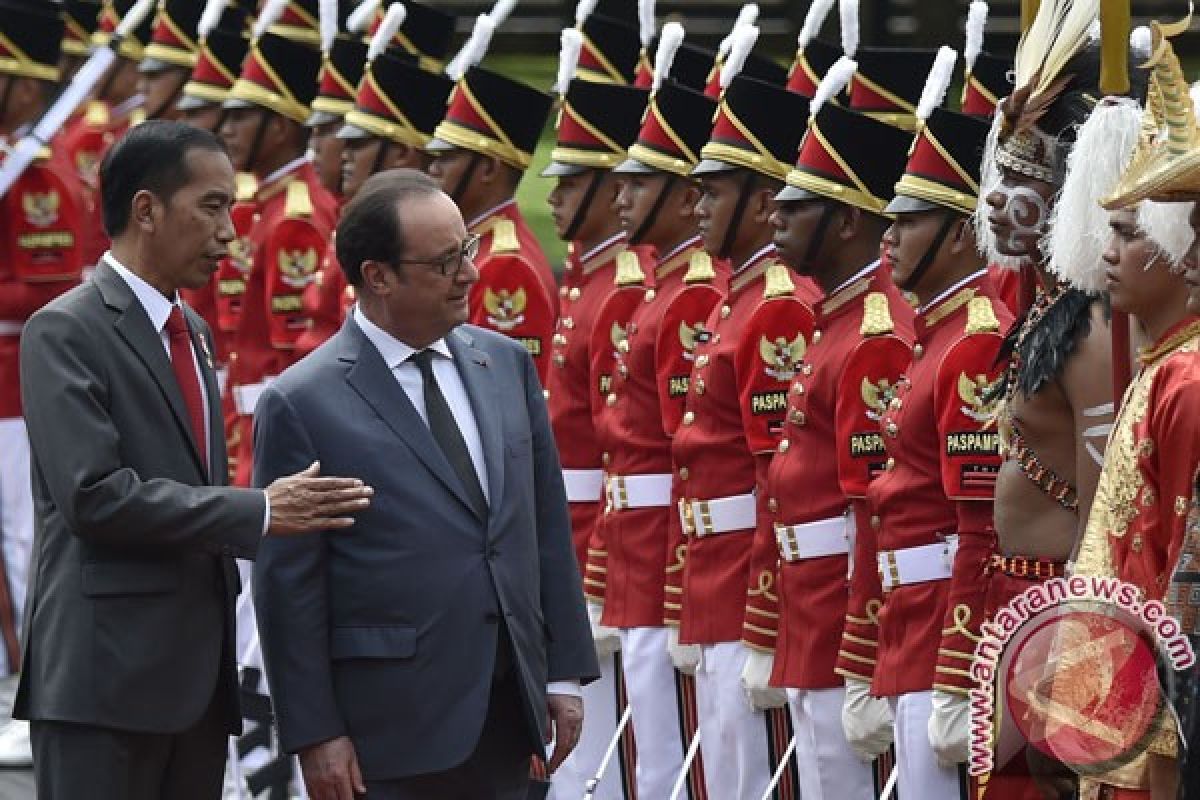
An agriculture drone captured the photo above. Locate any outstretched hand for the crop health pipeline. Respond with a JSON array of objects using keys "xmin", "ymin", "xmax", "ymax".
[{"xmin": 266, "ymin": 461, "xmax": 373, "ymax": 535}]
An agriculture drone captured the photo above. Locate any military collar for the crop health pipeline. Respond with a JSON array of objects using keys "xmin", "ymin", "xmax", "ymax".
[
  {"xmin": 467, "ymin": 198, "xmax": 517, "ymax": 231},
  {"xmin": 255, "ymin": 157, "xmax": 310, "ymax": 203},
  {"xmin": 655, "ymin": 236, "xmax": 703, "ymax": 281},
  {"xmin": 917, "ymin": 269, "xmax": 989, "ymax": 334},
  {"xmin": 817, "ymin": 260, "xmax": 879, "ymax": 322},
  {"xmin": 578, "ymin": 232, "xmax": 628, "ymax": 276},
  {"xmin": 730, "ymin": 245, "xmax": 777, "ymax": 295}
]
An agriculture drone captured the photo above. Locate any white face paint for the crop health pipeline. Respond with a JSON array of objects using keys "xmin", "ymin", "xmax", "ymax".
[{"xmin": 990, "ymin": 184, "xmax": 1051, "ymax": 261}]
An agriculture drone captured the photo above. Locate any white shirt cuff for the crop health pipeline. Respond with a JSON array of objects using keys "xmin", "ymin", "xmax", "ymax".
[
  {"xmin": 262, "ymin": 490, "xmax": 271, "ymax": 535},
  {"xmin": 547, "ymin": 680, "xmax": 582, "ymax": 698}
]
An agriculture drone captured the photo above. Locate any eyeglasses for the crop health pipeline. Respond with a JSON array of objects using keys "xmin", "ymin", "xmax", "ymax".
[{"xmin": 392, "ymin": 233, "xmax": 482, "ymax": 278}]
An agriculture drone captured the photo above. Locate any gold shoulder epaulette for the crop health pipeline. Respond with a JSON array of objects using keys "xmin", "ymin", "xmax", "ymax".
[
  {"xmin": 130, "ymin": 108, "xmax": 147, "ymax": 128},
  {"xmin": 684, "ymin": 250, "xmax": 715, "ymax": 283},
  {"xmin": 491, "ymin": 218, "xmax": 519, "ymax": 253},
  {"xmin": 965, "ymin": 296, "xmax": 1000, "ymax": 334},
  {"xmin": 763, "ymin": 262, "xmax": 795, "ymax": 299},
  {"xmin": 615, "ymin": 250, "xmax": 646, "ymax": 287},
  {"xmin": 285, "ymin": 180, "xmax": 312, "ymax": 219},
  {"xmin": 860, "ymin": 292, "xmax": 895, "ymax": 336},
  {"xmin": 85, "ymin": 101, "xmax": 109, "ymax": 126},
  {"xmin": 235, "ymin": 172, "xmax": 258, "ymax": 202}
]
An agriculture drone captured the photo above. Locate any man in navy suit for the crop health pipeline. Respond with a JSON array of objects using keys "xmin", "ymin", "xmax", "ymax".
[{"xmin": 252, "ymin": 169, "xmax": 598, "ymax": 800}]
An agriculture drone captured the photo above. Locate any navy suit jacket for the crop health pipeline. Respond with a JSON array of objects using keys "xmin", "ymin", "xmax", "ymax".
[{"xmin": 251, "ymin": 317, "xmax": 597, "ymax": 780}]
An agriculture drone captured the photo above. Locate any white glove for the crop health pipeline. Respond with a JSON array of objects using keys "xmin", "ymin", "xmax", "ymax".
[
  {"xmin": 588, "ymin": 601, "xmax": 621, "ymax": 659},
  {"xmin": 667, "ymin": 626, "xmax": 702, "ymax": 675},
  {"xmin": 841, "ymin": 678, "xmax": 895, "ymax": 762},
  {"xmin": 739, "ymin": 648, "xmax": 787, "ymax": 711},
  {"xmin": 927, "ymin": 689, "xmax": 970, "ymax": 768}
]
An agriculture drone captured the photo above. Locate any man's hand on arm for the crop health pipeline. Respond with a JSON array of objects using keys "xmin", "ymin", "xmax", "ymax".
[
  {"xmin": 545, "ymin": 692, "xmax": 584, "ymax": 773},
  {"xmin": 300, "ymin": 735, "xmax": 366, "ymax": 800},
  {"xmin": 266, "ymin": 461, "xmax": 373, "ymax": 536}
]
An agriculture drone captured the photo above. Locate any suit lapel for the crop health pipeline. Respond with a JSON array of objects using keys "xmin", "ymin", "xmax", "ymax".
[
  {"xmin": 339, "ymin": 320, "xmax": 485, "ymax": 520},
  {"xmin": 98, "ymin": 263, "xmax": 207, "ymax": 478},
  {"xmin": 447, "ymin": 329, "xmax": 505, "ymax": 523},
  {"xmin": 185, "ymin": 307, "xmax": 223, "ymax": 482}
]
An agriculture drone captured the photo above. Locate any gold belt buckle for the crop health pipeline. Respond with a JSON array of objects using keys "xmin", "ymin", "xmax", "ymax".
[
  {"xmin": 880, "ymin": 550, "xmax": 900, "ymax": 592},
  {"xmin": 679, "ymin": 498, "xmax": 695, "ymax": 536},
  {"xmin": 698, "ymin": 501, "xmax": 714, "ymax": 536}
]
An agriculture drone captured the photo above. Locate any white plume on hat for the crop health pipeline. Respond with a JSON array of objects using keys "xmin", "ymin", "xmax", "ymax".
[
  {"xmin": 964, "ymin": 2, "xmax": 988, "ymax": 72},
  {"xmin": 917, "ymin": 47, "xmax": 958, "ymax": 125},
  {"xmin": 347, "ymin": 0, "xmax": 381, "ymax": 34},
  {"xmin": 319, "ymin": 0, "xmax": 339, "ymax": 54},
  {"xmin": 811, "ymin": 55, "xmax": 856, "ymax": 119},
  {"xmin": 718, "ymin": 4, "xmax": 758, "ymax": 62},
  {"xmin": 253, "ymin": 0, "xmax": 288, "ymax": 40},
  {"xmin": 798, "ymin": 0, "xmax": 835, "ymax": 51},
  {"xmin": 367, "ymin": 3, "xmax": 406, "ymax": 62},
  {"xmin": 638, "ymin": 0, "xmax": 656, "ymax": 48},
  {"xmin": 574, "ymin": 0, "xmax": 598, "ymax": 27},
  {"xmin": 651, "ymin": 21, "xmax": 684, "ymax": 92},
  {"xmin": 838, "ymin": 0, "xmax": 859, "ymax": 58},
  {"xmin": 553, "ymin": 28, "xmax": 584, "ymax": 95},
  {"xmin": 720, "ymin": 24, "xmax": 759, "ymax": 90},
  {"xmin": 445, "ymin": 13, "xmax": 496, "ymax": 81},
  {"xmin": 197, "ymin": 0, "xmax": 231, "ymax": 41}
]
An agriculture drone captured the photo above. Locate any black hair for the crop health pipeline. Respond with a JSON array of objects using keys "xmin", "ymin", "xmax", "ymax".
[
  {"xmin": 336, "ymin": 168, "xmax": 441, "ymax": 287},
  {"xmin": 99, "ymin": 120, "xmax": 227, "ymax": 236}
]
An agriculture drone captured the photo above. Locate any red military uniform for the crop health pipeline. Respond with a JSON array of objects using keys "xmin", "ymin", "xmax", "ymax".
[
  {"xmin": 466, "ymin": 201, "xmax": 558, "ymax": 383},
  {"xmin": 225, "ymin": 162, "xmax": 338, "ymax": 485},
  {"xmin": 547, "ymin": 235, "xmax": 654, "ymax": 573},
  {"xmin": 672, "ymin": 251, "xmax": 819, "ymax": 645},
  {"xmin": 742, "ymin": 264, "xmax": 914, "ymax": 689},
  {"xmin": 594, "ymin": 238, "xmax": 723, "ymax": 627},
  {"xmin": 295, "ymin": 248, "xmax": 352, "ymax": 359},
  {"xmin": 836, "ymin": 272, "xmax": 1012, "ymax": 697}
]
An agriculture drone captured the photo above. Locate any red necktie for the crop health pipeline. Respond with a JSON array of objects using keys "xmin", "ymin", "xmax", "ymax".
[{"xmin": 165, "ymin": 306, "xmax": 208, "ymax": 469}]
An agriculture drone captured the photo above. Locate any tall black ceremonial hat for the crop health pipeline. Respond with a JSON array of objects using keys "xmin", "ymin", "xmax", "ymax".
[
  {"xmin": 575, "ymin": 13, "xmax": 640, "ymax": 85},
  {"xmin": 309, "ymin": 34, "xmax": 368, "ymax": 123},
  {"xmin": 0, "ymin": 0, "xmax": 64, "ymax": 81},
  {"xmin": 340, "ymin": 49, "xmax": 453, "ymax": 147},
  {"xmin": 615, "ymin": 79, "xmax": 717, "ymax": 177},
  {"xmin": 786, "ymin": 37, "xmax": 839, "ymax": 99},
  {"xmin": 142, "ymin": 0, "xmax": 206, "ymax": 71},
  {"xmin": 370, "ymin": 0, "xmax": 455, "ymax": 72},
  {"xmin": 887, "ymin": 107, "xmax": 990, "ymax": 215},
  {"xmin": 93, "ymin": 0, "xmax": 156, "ymax": 62},
  {"xmin": 62, "ymin": 0, "xmax": 104, "ymax": 57},
  {"xmin": 848, "ymin": 46, "xmax": 939, "ymax": 131},
  {"xmin": 226, "ymin": 30, "xmax": 322, "ymax": 123},
  {"xmin": 427, "ymin": 66, "xmax": 554, "ymax": 172},
  {"xmin": 543, "ymin": 79, "xmax": 649, "ymax": 176},
  {"xmin": 695, "ymin": 74, "xmax": 809, "ymax": 180},
  {"xmin": 178, "ymin": 1, "xmax": 251, "ymax": 110}
]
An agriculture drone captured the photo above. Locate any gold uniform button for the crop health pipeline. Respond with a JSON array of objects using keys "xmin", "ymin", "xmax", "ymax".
[
  {"xmin": 870, "ymin": 515, "xmax": 881, "ymax": 530},
  {"xmin": 802, "ymin": 363, "xmax": 813, "ymax": 376},
  {"xmin": 1132, "ymin": 534, "xmax": 1143, "ymax": 552},
  {"xmin": 791, "ymin": 411, "xmax": 806, "ymax": 426},
  {"xmin": 791, "ymin": 383, "xmax": 804, "ymax": 395},
  {"xmin": 886, "ymin": 421, "xmax": 899, "ymax": 438},
  {"xmin": 562, "ymin": 318, "xmax": 575, "ymax": 329},
  {"xmin": 696, "ymin": 354, "xmax": 710, "ymax": 367},
  {"xmin": 711, "ymin": 333, "xmax": 721, "ymax": 345},
  {"xmin": 618, "ymin": 364, "xmax": 628, "ymax": 378},
  {"xmin": 679, "ymin": 467, "xmax": 690, "ymax": 481},
  {"xmin": 602, "ymin": 452, "xmax": 611, "ymax": 466},
  {"xmin": 629, "ymin": 323, "xmax": 638, "ymax": 335},
  {"xmin": 720, "ymin": 305, "xmax": 732, "ymax": 319},
  {"xmin": 644, "ymin": 289, "xmax": 656, "ymax": 303},
  {"xmin": 890, "ymin": 397, "xmax": 902, "ymax": 410},
  {"xmin": 682, "ymin": 411, "xmax": 695, "ymax": 425},
  {"xmin": 618, "ymin": 340, "xmax": 630, "ymax": 353},
  {"xmin": 542, "ymin": 389, "xmax": 550, "ymax": 400},
  {"xmin": 812, "ymin": 330, "xmax": 822, "ymax": 345},
  {"xmin": 553, "ymin": 354, "xmax": 565, "ymax": 367},
  {"xmin": 694, "ymin": 379, "xmax": 705, "ymax": 395},
  {"xmin": 569, "ymin": 287, "xmax": 581, "ymax": 301},
  {"xmin": 885, "ymin": 457, "xmax": 895, "ymax": 471},
  {"xmin": 768, "ymin": 497, "xmax": 778, "ymax": 513},
  {"xmin": 913, "ymin": 343, "xmax": 925, "ymax": 359},
  {"xmin": 778, "ymin": 439, "xmax": 790, "ymax": 453},
  {"xmin": 553, "ymin": 333, "xmax": 567, "ymax": 346},
  {"xmin": 606, "ymin": 393, "xmax": 617, "ymax": 407},
  {"xmin": 559, "ymin": 286, "xmax": 568, "ymax": 298}
]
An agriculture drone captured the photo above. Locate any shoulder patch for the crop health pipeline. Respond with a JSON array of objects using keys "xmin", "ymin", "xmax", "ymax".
[
  {"xmin": 763, "ymin": 262, "xmax": 795, "ymax": 299},
  {"xmin": 492, "ymin": 219, "xmax": 519, "ymax": 253},
  {"xmin": 860, "ymin": 292, "xmax": 895, "ymax": 336},
  {"xmin": 285, "ymin": 180, "xmax": 313, "ymax": 219},
  {"xmin": 684, "ymin": 250, "xmax": 716, "ymax": 283},
  {"xmin": 615, "ymin": 250, "xmax": 646, "ymax": 287},
  {"xmin": 965, "ymin": 296, "xmax": 1000, "ymax": 335}
]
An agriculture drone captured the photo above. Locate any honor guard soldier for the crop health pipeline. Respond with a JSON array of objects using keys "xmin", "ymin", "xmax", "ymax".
[
  {"xmin": 837, "ymin": 48, "xmax": 1014, "ymax": 798},
  {"xmin": 670, "ymin": 25, "xmax": 818, "ymax": 799},
  {"xmin": 596, "ymin": 22, "xmax": 717, "ymax": 799},
  {"xmin": 426, "ymin": 13, "xmax": 557, "ymax": 381},
  {"xmin": 58, "ymin": 0, "xmax": 154, "ymax": 268},
  {"xmin": 138, "ymin": 0, "xmax": 204, "ymax": 121},
  {"xmin": 292, "ymin": 0, "xmax": 365, "ymax": 360},
  {"xmin": 540, "ymin": 19, "xmax": 652, "ymax": 798},
  {"xmin": 1071, "ymin": 23, "xmax": 1200, "ymax": 799},
  {"xmin": 0, "ymin": 0, "xmax": 87, "ymax": 766},
  {"xmin": 743, "ymin": 55, "xmax": 916, "ymax": 800},
  {"xmin": 220, "ymin": 0, "xmax": 338, "ymax": 487}
]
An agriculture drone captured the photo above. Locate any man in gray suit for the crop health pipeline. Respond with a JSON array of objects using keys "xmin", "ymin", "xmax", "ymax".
[
  {"xmin": 252, "ymin": 169, "xmax": 598, "ymax": 800},
  {"xmin": 15, "ymin": 121, "xmax": 374, "ymax": 800}
]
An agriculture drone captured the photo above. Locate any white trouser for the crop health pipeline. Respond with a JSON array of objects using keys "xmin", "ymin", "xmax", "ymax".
[
  {"xmin": 619, "ymin": 627, "xmax": 690, "ymax": 799},
  {"xmin": 695, "ymin": 641, "xmax": 773, "ymax": 800},
  {"xmin": 787, "ymin": 686, "xmax": 874, "ymax": 800},
  {"xmin": 550, "ymin": 651, "xmax": 630, "ymax": 800},
  {"xmin": 890, "ymin": 690, "xmax": 962, "ymax": 800},
  {"xmin": 0, "ymin": 418, "xmax": 32, "ymax": 675}
]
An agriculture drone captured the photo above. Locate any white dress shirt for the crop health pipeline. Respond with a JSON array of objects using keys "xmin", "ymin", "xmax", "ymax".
[
  {"xmin": 108, "ymin": 253, "xmax": 271, "ymax": 532},
  {"xmin": 354, "ymin": 308, "xmax": 580, "ymax": 698}
]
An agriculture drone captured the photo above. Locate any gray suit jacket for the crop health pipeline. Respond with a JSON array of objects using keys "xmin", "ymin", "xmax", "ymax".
[
  {"xmin": 251, "ymin": 317, "xmax": 597, "ymax": 781},
  {"xmin": 14, "ymin": 261, "xmax": 266, "ymax": 734}
]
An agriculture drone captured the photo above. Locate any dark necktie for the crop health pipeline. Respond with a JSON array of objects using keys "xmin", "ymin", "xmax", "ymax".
[
  {"xmin": 410, "ymin": 349, "xmax": 488, "ymax": 517},
  {"xmin": 165, "ymin": 306, "xmax": 207, "ymax": 469}
]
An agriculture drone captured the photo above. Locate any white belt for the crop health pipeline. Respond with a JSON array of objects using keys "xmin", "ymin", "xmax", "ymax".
[
  {"xmin": 605, "ymin": 473, "xmax": 672, "ymax": 511},
  {"xmin": 776, "ymin": 515, "xmax": 853, "ymax": 562},
  {"xmin": 0, "ymin": 320, "xmax": 23, "ymax": 336},
  {"xmin": 215, "ymin": 367, "xmax": 229, "ymax": 395},
  {"xmin": 563, "ymin": 468, "xmax": 604, "ymax": 503},
  {"xmin": 680, "ymin": 492, "xmax": 756, "ymax": 538},
  {"xmin": 232, "ymin": 377, "xmax": 275, "ymax": 416},
  {"xmin": 877, "ymin": 536, "xmax": 959, "ymax": 592}
]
